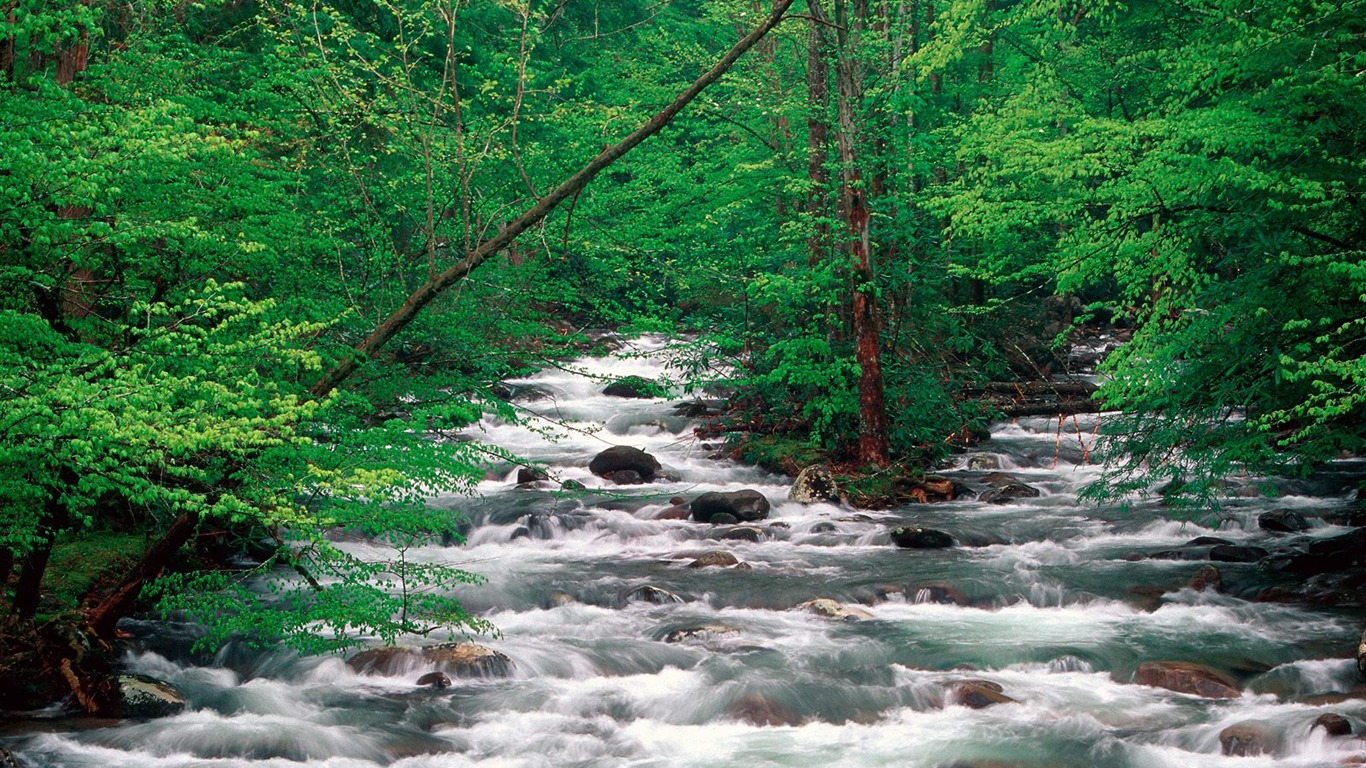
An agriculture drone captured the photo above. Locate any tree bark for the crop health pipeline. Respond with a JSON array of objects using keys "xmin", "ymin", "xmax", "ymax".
[
  {"xmin": 1, "ymin": 3, "xmax": 15, "ymax": 84},
  {"xmin": 85, "ymin": 509, "xmax": 202, "ymax": 640},
  {"xmin": 832, "ymin": 0, "xmax": 891, "ymax": 467},
  {"xmin": 805, "ymin": 0, "xmax": 831, "ymax": 268},
  {"xmin": 308, "ymin": 0, "xmax": 797, "ymax": 398}
]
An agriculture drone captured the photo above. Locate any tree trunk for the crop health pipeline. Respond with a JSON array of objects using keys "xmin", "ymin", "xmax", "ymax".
[
  {"xmin": 85, "ymin": 510, "xmax": 201, "ymax": 640},
  {"xmin": 12, "ymin": 529, "xmax": 55, "ymax": 621},
  {"xmin": 805, "ymin": 0, "xmax": 831, "ymax": 268},
  {"xmin": 308, "ymin": 0, "xmax": 797, "ymax": 398},
  {"xmin": 833, "ymin": 0, "xmax": 891, "ymax": 468},
  {"xmin": 1, "ymin": 3, "xmax": 15, "ymax": 84}
]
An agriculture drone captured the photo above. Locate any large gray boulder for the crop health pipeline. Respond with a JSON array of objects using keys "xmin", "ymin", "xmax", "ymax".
[
  {"xmin": 690, "ymin": 490, "xmax": 771, "ymax": 523},
  {"xmin": 588, "ymin": 446, "xmax": 661, "ymax": 481}
]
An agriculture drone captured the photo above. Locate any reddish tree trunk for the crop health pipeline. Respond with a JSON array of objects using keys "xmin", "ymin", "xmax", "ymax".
[{"xmin": 85, "ymin": 510, "xmax": 201, "ymax": 640}]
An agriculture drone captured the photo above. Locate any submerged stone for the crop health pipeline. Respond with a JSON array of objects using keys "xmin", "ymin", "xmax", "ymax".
[
  {"xmin": 890, "ymin": 527, "xmax": 955, "ymax": 549},
  {"xmin": 690, "ymin": 490, "xmax": 771, "ymax": 523},
  {"xmin": 1133, "ymin": 661, "xmax": 1240, "ymax": 699}
]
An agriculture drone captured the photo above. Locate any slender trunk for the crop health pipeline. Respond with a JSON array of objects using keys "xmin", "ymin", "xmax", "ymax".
[
  {"xmin": 308, "ymin": 0, "xmax": 797, "ymax": 398},
  {"xmin": 12, "ymin": 529, "xmax": 55, "ymax": 620},
  {"xmin": 805, "ymin": 0, "xmax": 831, "ymax": 268},
  {"xmin": 1, "ymin": 3, "xmax": 15, "ymax": 84},
  {"xmin": 833, "ymin": 0, "xmax": 891, "ymax": 467}
]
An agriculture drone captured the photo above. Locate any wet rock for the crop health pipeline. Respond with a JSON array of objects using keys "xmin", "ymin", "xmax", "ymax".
[
  {"xmin": 516, "ymin": 466, "xmax": 549, "ymax": 485},
  {"xmin": 625, "ymin": 585, "xmax": 685, "ymax": 604},
  {"xmin": 347, "ymin": 643, "xmax": 512, "ymax": 678},
  {"xmin": 789, "ymin": 465, "xmax": 840, "ymax": 504},
  {"xmin": 561, "ymin": 479, "xmax": 586, "ymax": 491},
  {"xmin": 612, "ymin": 469, "xmax": 645, "ymax": 485},
  {"xmin": 663, "ymin": 624, "xmax": 738, "ymax": 643},
  {"xmin": 1275, "ymin": 527, "xmax": 1366, "ymax": 574},
  {"xmin": 1189, "ymin": 565, "xmax": 1224, "ymax": 593},
  {"xmin": 655, "ymin": 504, "xmax": 691, "ymax": 520},
  {"xmin": 977, "ymin": 474, "xmax": 1042, "ymax": 504},
  {"xmin": 689, "ymin": 550, "xmax": 741, "ymax": 568},
  {"xmin": 588, "ymin": 446, "xmax": 661, "ymax": 481},
  {"xmin": 720, "ymin": 526, "xmax": 765, "ymax": 542},
  {"xmin": 966, "ymin": 454, "xmax": 1001, "ymax": 470},
  {"xmin": 1256, "ymin": 571, "xmax": 1366, "ymax": 609},
  {"xmin": 709, "ymin": 512, "xmax": 739, "ymax": 525},
  {"xmin": 603, "ymin": 375, "xmax": 661, "ymax": 398},
  {"xmin": 948, "ymin": 680, "xmax": 1017, "ymax": 709},
  {"xmin": 1260, "ymin": 509, "xmax": 1311, "ymax": 533},
  {"xmin": 802, "ymin": 598, "xmax": 873, "ymax": 621},
  {"xmin": 672, "ymin": 399, "xmax": 725, "ymax": 417},
  {"xmin": 416, "ymin": 672, "xmax": 451, "ymax": 689},
  {"xmin": 545, "ymin": 591, "xmax": 577, "ymax": 608},
  {"xmin": 1220, "ymin": 722, "xmax": 1274, "ymax": 756},
  {"xmin": 728, "ymin": 693, "xmax": 800, "ymax": 726},
  {"xmin": 1359, "ymin": 628, "xmax": 1366, "ymax": 679},
  {"xmin": 810, "ymin": 521, "xmax": 838, "ymax": 534},
  {"xmin": 1187, "ymin": 536, "xmax": 1233, "ymax": 546},
  {"xmin": 1210, "ymin": 544, "xmax": 1269, "ymax": 562},
  {"xmin": 423, "ymin": 644, "xmax": 512, "ymax": 678},
  {"xmin": 690, "ymin": 490, "xmax": 771, "ymax": 523},
  {"xmin": 1133, "ymin": 661, "xmax": 1240, "ymax": 699},
  {"xmin": 117, "ymin": 674, "xmax": 187, "ymax": 719},
  {"xmin": 0, "ymin": 747, "xmax": 19, "ymax": 768},
  {"xmin": 890, "ymin": 527, "xmax": 955, "ymax": 549},
  {"xmin": 912, "ymin": 583, "xmax": 969, "ymax": 605},
  {"xmin": 1313, "ymin": 713, "xmax": 1353, "ymax": 736}
]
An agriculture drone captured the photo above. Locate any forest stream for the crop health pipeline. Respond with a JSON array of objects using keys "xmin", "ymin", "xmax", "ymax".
[{"xmin": 8, "ymin": 336, "xmax": 1366, "ymax": 767}]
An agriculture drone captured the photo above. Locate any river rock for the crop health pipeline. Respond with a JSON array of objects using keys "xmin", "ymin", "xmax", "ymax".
[
  {"xmin": 1210, "ymin": 544, "xmax": 1269, "ymax": 563},
  {"xmin": 966, "ymin": 454, "xmax": 1002, "ymax": 470},
  {"xmin": 802, "ymin": 598, "xmax": 873, "ymax": 621},
  {"xmin": 516, "ymin": 466, "xmax": 549, "ymax": 485},
  {"xmin": 603, "ymin": 375, "xmax": 661, "ymax": 398},
  {"xmin": 690, "ymin": 490, "xmax": 771, "ymax": 523},
  {"xmin": 626, "ymin": 585, "xmax": 685, "ymax": 604},
  {"xmin": 656, "ymin": 503, "xmax": 691, "ymax": 520},
  {"xmin": 1133, "ymin": 661, "xmax": 1240, "ymax": 699},
  {"xmin": 612, "ymin": 469, "xmax": 645, "ymax": 485},
  {"xmin": 588, "ymin": 446, "xmax": 661, "ymax": 481},
  {"xmin": 912, "ymin": 583, "xmax": 969, "ymax": 605},
  {"xmin": 1358, "ymin": 628, "xmax": 1366, "ymax": 679},
  {"xmin": 689, "ymin": 550, "xmax": 741, "ymax": 568},
  {"xmin": 720, "ymin": 526, "xmax": 765, "ymax": 542},
  {"xmin": 1313, "ymin": 713, "xmax": 1353, "ymax": 736},
  {"xmin": 663, "ymin": 624, "xmax": 738, "ymax": 643},
  {"xmin": 423, "ymin": 644, "xmax": 512, "ymax": 677},
  {"xmin": 1189, "ymin": 565, "xmax": 1223, "ymax": 593},
  {"xmin": 347, "ymin": 643, "xmax": 512, "ymax": 678},
  {"xmin": 977, "ymin": 474, "xmax": 1042, "ymax": 504},
  {"xmin": 1259, "ymin": 509, "xmax": 1311, "ymax": 533},
  {"xmin": 948, "ymin": 680, "xmax": 1017, "ymax": 709},
  {"xmin": 117, "ymin": 674, "xmax": 187, "ymax": 718},
  {"xmin": 416, "ymin": 671, "xmax": 451, "ymax": 689},
  {"xmin": 890, "ymin": 527, "xmax": 955, "ymax": 549},
  {"xmin": 1220, "ymin": 722, "xmax": 1275, "ymax": 756},
  {"xmin": 728, "ymin": 693, "xmax": 800, "ymax": 726},
  {"xmin": 561, "ymin": 478, "xmax": 586, "ymax": 491},
  {"xmin": 789, "ymin": 465, "xmax": 840, "ymax": 504}
]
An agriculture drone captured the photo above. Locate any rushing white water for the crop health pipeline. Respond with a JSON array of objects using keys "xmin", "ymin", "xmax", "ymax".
[{"xmin": 9, "ymin": 335, "xmax": 1366, "ymax": 767}]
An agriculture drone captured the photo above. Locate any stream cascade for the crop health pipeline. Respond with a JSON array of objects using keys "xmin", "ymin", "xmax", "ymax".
[{"xmin": 7, "ymin": 335, "xmax": 1366, "ymax": 767}]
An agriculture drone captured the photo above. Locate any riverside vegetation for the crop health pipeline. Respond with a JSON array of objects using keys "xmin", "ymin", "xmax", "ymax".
[{"xmin": 1, "ymin": 0, "xmax": 1363, "ymax": 741}]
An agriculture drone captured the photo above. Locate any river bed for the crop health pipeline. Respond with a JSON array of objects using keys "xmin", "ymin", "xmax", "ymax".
[{"xmin": 8, "ymin": 336, "xmax": 1366, "ymax": 767}]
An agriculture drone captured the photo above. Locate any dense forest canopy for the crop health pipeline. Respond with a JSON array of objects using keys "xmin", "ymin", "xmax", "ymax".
[{"xmin": 1, "ymin": 0, "xmax": 1363, "ymax": 712}]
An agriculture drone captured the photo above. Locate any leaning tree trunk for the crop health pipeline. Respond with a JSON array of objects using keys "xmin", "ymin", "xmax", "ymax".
[
  {"xmin": 308, "ymin": 0, "xmax": 797, "ymax": 398},
  {"xmin": 76, "ymin": 0, "xmax": 800, "ymax": 668}
]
